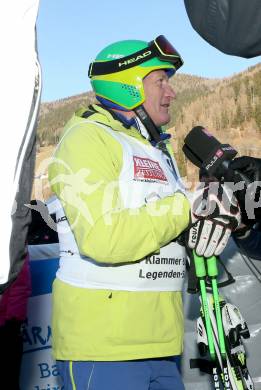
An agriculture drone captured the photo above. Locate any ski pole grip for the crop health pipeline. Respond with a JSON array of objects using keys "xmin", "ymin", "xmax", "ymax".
[
  {"xmin": 206, "ymin": 256, "xmax": 218, "ymax": 277},
  {"xmin": 193, "ymin": 251, "xmax": 206, "ymax": 278}
]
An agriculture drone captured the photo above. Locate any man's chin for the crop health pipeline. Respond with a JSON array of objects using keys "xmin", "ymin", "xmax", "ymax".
[{"xmin": 156, "ymin": 115, "xmax": 170, "ymax": 127}]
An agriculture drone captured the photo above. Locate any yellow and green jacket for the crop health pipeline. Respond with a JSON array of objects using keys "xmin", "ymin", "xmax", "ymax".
[{"xmin": 48, "ymin": 104, "xmax": 190, "ymax": 361}]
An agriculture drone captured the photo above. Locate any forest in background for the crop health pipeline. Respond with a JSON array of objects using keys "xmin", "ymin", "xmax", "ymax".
[{"xmin": 34, "ymin": 63, "xmax": 261, "ymax": 199}]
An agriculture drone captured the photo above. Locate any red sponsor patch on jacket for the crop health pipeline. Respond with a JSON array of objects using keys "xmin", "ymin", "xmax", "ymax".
[{"xmin": 133, "ymin": 156, "xmax": 168, "ymax": 182}]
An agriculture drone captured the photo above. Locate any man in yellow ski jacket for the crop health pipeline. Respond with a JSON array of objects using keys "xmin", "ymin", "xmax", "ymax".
[{"xmin": 48, "ymin": 35, "xmax": 240, "ymax": 390}]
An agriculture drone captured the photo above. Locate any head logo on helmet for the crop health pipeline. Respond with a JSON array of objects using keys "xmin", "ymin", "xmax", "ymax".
[
  {"xmin": 88, "ymin": 35, "xmax": 183, "ymax": 111},
  {"xmin": 118, "ymin": 50, "xmax": 152, "ymax": 68}
]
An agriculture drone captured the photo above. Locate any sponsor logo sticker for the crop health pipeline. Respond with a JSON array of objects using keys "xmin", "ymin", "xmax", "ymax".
[
  {"xmin": 133, "ymin": 156, "xmax": 168, "ymax": 182},
  {"xmin": 216, "ymin": 149, "xmax": 224, "ymax": 157}
]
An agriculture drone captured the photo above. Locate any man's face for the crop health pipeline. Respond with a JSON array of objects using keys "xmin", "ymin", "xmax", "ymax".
[{"xmin": 143, "ymin": 69, "xmax": 176, "ymax": 127}]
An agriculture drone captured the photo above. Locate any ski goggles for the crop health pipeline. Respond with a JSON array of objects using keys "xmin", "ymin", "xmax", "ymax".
[{"xmin": 88, "ymin": 35, "xmax": 183, "ymax": 77}]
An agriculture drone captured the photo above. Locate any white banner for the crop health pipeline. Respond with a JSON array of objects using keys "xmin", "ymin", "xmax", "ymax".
[{"xmin": 20, "ymin": 244, "xmax": 63, "ymax": 390}]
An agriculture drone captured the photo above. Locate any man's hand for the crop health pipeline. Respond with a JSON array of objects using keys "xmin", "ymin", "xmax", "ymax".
[
  {"xmin": 188, "ymin": 181, "xmax": 241, "ymax": 258},
  {"xmin": 230, "ymin": 156, "xmax": 261, "ymax": 224},
  {"xmin": 230, "ymin": 156, "xmax": 261, "ymax": 183}
]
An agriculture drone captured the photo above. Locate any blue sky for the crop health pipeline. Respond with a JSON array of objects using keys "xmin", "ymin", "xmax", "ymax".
[{"xmin": 37, "ymin": 0, "xmax": 261, "ymax": 102}]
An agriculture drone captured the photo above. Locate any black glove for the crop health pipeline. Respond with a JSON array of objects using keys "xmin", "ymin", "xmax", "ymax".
[
  {"xmin": 230, "ymin": 156, "xmax": 261, "ymax": 184},
  {"xmin": 229, "ymin": 156, "xmax": 261, "ymax": 224},
  {"xmin": 189, "ymin": 181, "xmax": 241, "ymax": 258}
]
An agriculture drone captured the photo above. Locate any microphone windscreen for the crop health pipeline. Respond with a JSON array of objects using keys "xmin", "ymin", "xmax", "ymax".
[
  {"xmin": 182, "ymin": 125, "xmax": 237, "ymax": 178},
  {"xmin": 183, "ymin": 126, "xmax": 221, "ymax": 166}
]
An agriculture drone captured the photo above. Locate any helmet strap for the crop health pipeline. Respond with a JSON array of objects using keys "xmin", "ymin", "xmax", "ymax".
[
  {"xmin": 134, "ymin": 105, "xmax": 161, "ymax": 144},
  {"xmin": 134, "ymin": 105, "xmax": 179, "ymax": 181}
]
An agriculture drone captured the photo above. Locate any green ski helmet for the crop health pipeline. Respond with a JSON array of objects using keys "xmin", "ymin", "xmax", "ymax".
[{"xmin": 88, "ymin": 35, "xmax": 183, "ymax": 110}]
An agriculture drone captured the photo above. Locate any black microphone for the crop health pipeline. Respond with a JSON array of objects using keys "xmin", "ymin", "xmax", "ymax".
[
  {"xmin": 182, "ymin": 126, "xmax": 258, "ymax": 225},
  {"xmin": 182, "ymin": 126, "xmax": 238, "ymax": 180}
]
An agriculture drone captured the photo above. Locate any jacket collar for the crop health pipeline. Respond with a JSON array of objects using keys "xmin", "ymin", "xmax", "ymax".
[{"xmin": 79, "ymin": 104, "xmax": 151, "ymax": 144}]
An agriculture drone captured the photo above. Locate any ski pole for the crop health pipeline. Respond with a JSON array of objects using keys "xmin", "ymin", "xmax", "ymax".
[
  {"xmin": 206, "ymin": 255, "xmax": 226, "ymax": 359},
  {"xmin": 193, "ymin": 251, "xmax": 215, "ymax": 360},
  {"xmin": 193, "ymin": 251, "xmax": 252, "ymax": 389}
]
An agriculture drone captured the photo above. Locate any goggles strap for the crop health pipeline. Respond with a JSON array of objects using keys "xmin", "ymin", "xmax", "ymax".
[{"xmin": 89, "ymin": 47, "xmax": 157, "ymax": 77}]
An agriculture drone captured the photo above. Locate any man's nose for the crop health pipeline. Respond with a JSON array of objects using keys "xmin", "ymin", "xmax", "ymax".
[{"xmin": 166, "ymin": 84, "xmax": 176, "ymax": 99}]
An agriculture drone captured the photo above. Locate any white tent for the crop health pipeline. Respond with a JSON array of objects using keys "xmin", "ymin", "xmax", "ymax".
[{"xmin": 0, "ymin": 0, "xmax": 41, "ymax": 289}]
